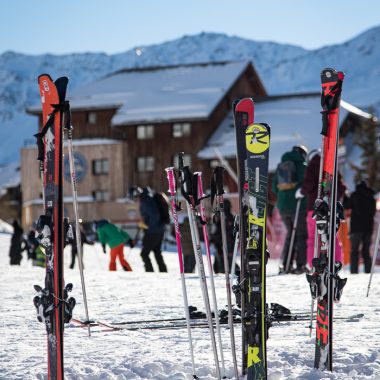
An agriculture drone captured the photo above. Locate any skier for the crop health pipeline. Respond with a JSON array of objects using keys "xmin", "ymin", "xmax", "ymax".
[
  {"xmin": 344, "ymin": 180, "xmax": 376, "ymax": 273},
  {"xmin": 69, "ymin": 221, "xmax": 93, "ymax": 269},
  {"xmin": 9, "ymin": 220, "xmax": 26, "ymax": 265},
  {"xmin": 131, "ymin": 187, "xmax": 168, "ymax": 272},
  {"xmin": 94, "ymin": 220, "xmax": 133, "ymax": 271},
  {"xmin": 272, "ymin": 145, "xmax": 308, "ymax": 273},
  {"xmin": 296, "ymin": 150, "xmax": 346, "ymax": 268},
  {"xmin": 210, "ymin": 199, "xmax": 235, "ymax": 273}
]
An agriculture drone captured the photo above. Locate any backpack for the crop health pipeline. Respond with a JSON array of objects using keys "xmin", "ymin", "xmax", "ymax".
[
  {"xmin": 276, "ymin": 160, "xmax": 297, "ymax": 190},
  {"xmin": 153, "ymin": 192, "xmax": 171, "ymax": 225}
]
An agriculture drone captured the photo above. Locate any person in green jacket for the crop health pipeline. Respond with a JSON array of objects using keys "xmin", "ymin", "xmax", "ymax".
[
  {"xmin": 95, "ymin": 220, "xmax": 134, "ymax": 271},
  {"xmin": 272, "ymin": 145, "xmax": 308, "ymax": 274}
]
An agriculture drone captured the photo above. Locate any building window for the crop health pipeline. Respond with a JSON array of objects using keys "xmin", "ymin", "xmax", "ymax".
[
  {"xmin": 173, "ymin": 154, "xmax": 191, "ymax": 169},
  {"xmin": 92, "ymin": 190, "xmax": 110, "ymax": 202},
  {"xmin": 137, "ymin": 156, "xmax": 155, "ymax": 172},
  {"xmin": 87, "ymin": 112, "xmax": 97, "ymax": 124},
  {"xmin": 92, "ymin": 159, "xmax": 109, "ymax": 175},
  {"xmin": 172, "ymin": 123, "xmax": 191, "ymax": 138},
  {"xmin": 137, "ymin": 125, "xmax": 154, "ymax": 140}
]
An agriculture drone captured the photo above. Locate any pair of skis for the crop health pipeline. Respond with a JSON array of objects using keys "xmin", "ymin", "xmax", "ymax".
[
  {"xmin": 32, "ymin": 74, "xmax": 90, "ymax": 379},
  {"xmin": 165, "ymin": 157, "xmax": 239, "ymax": 379},
  {"xmin": 306, "ymin": 68, "xmax": 347, "ymax": 371},
  {"xmin": 233, "ymin": 98, "xmax": 271, "ymax": 379}
]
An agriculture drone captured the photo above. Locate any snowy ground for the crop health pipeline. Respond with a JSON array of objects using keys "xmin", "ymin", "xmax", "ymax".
[{"xmin": 0, "ymin": 232, "xmax": 379, "ymax": 380}]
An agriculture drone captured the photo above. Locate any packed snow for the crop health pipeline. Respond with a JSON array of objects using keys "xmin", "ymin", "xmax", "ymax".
[{"xmin": 0, "ymin": 231, "xmax": 379, "ymax": 379}]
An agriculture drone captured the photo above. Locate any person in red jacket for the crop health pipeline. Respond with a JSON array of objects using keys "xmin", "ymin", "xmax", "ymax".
[
  {"xmin": 95, "ymin": 220, "xmax": 134, "ymax": 271},
  {"xmin": 296, "ymin": 151, "xmax": 346, "ymax": 268}
]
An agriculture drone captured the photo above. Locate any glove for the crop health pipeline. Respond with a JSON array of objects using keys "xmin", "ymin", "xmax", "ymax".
[
  {"xmin": 102, "ymin": 244, "xmax": 106, "ymax": 254},
  {"xmin": 295, "ymin": 188, "xmax": 304, "ymax": 199},
  {"xmin": 127, "ymin": 239, "xmax": 135, "ymax": 248}
]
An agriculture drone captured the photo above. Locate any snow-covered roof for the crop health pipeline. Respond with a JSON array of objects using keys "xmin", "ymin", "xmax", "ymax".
[
  {"xmin": 0, "ymin": 162, "xmax": 20, "ymax": 195},
  {"xmin": 29, "ymin": 62, "xmax": 251, "ymax": 125},
  {"xmin": 198, "ymin": 94, "xmax": 368, "ymax": 171}
]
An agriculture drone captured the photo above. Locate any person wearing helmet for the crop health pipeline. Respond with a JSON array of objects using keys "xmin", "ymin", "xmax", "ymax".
[{"xmin": 272, "ymin": 146, "xmax": 308, "ymax": 274}]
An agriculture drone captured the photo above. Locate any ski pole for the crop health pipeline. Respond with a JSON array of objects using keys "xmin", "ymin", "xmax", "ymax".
[
  {"xmin": 367, "ymin": 221, "xmax": 380, "ymax": 297},
  {"xmin": 211, "ymin": 166, "xmax": 239, "ymax": 380},
  {"xmin": 165, "ymin": 167, "xmax": 197, "ymax": 379},
  {"xmin": 196, "ymin": 171, "xmax": 226, "ymax": 378},
  {"xmin": 231, "ymin": 229, "xmax": 239, "ymax": 293},
  {"xmin": 285, "ymin": 198, "xmax": 301, "ymax": 273},
  {"xmin": 178, "ymin": 154, "xmax": 221, "ymax": 380},
  {"xmin": 65, "ymin": 123, "xmax": 91, "ymax": 337}
]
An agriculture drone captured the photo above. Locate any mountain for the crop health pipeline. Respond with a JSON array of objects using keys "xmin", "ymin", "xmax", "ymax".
[{"xmin": 0, "ymin": 26, "xmax": 379, "ymax": 164}]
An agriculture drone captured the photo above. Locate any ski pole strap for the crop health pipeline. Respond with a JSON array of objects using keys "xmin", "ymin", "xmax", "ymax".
[
  {"xmin": 210, "ymin": 166, "xmax": 225, "ymax": 207},
  {"xmin": 34, "ymin": 100, "xmax": 72, "ymax": 161},
  {"xmin": 178, "ymin": 155, "xmax": 199, "ymax": 206}
]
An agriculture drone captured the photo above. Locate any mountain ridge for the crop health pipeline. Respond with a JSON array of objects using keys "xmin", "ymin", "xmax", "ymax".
[{"xmin": 0, "ymin": 26, "xmax": 379, "ymax": 164}]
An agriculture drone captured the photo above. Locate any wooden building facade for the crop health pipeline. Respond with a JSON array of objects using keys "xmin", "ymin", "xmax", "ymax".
[{"xmin": 22, "ymin": 61, "xmax": 266, "ymax": 226}]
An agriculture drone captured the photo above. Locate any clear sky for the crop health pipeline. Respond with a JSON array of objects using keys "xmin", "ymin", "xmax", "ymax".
[{"xmin": 1, "ymin": 0, "xmax": 379, "ymax": 55}]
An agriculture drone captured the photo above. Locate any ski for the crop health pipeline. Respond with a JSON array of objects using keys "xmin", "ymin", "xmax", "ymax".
[
  {"xmin": 69, "ymin": 312, "xmax": 364, "ymax": 333},
  {"xmin": 306, "ymin": 68, "xmax": 347, "ymax": 371},
  {"xmin": 233, "ymin": 97, "xmax": 271, "ymax": 379},
  {"xmin": 33, "ymin": 74, "xmax": 75, "ymax": 380}
]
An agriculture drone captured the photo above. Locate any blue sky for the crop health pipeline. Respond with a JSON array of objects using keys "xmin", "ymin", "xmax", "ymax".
[{"xmin": 1, "ymin": 0, "xmax": 379, "ymax": 54}]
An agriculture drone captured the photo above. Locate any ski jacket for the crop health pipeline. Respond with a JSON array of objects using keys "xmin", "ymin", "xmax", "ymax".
[
  {"xmin": 96, "ymin": 220, "xmax": 131, "ymax": 249},
  {"xmin": 139, "ymin": 189, "xmax": 165, "ymax": 234},
  {"xmin": 271, "ymin": 150, "xmax": 307, "ymax": 214},
  {"xmin": 345, "ymin": 182, "xmax": 376, "ymax": 234},
  {"xmin": 301, "ymin": 154, "xmax": 347, "ymax": 211}
]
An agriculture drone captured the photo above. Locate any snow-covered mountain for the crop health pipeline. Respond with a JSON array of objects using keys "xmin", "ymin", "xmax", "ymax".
[{"xmin": 0, "ymin": 26, "xmax": 379, "ymax": 164}]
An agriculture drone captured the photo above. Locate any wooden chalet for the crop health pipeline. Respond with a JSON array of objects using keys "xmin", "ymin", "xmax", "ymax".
[{"xmin": 23, "ymin": 61, "xmax": 265, "ymax": 226}]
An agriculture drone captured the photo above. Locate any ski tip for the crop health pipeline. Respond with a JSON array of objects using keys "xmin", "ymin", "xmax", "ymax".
[
  {"xmin": 37, "ymin": 73, "xmax": 53, "ymax": 83},
  {"xmin": 320, "ymin": 68, "xmax": 344, "ymax": 83},
  {"xmin": 33, "ymin": 284, "xmax": 42, "ymax": 292}
]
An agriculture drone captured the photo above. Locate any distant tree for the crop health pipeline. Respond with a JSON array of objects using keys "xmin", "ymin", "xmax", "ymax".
[{"xmin": 351, "ymin": 110, "xmax": 380, "ymax": 192}]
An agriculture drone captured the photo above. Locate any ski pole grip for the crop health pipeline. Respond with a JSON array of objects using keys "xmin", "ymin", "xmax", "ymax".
[{"xmin": 165, "ymin": 167, "xmax": 176, "ymax": 196}]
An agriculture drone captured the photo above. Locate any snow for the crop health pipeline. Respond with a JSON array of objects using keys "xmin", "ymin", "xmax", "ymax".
[{"xmin": 1, "ymin": 232, "xmax": 380, "ymax": 379}]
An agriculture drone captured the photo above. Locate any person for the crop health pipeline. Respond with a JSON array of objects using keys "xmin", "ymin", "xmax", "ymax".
[
  {"xmin": 132, "ymin": 187, "xmax": 168, "ymax": 272},
  {"xmin": 69, "ymin": 221, "xmax": 93, "ymax": 269},
  {"xmin": 296, "ymin": 150, "xmax": 346, "ymax": 268},
  {"xmin": 210, "ymin": 199, "xmax": 235, "ymax": 274},
  {"xmin": 9, "ymin": 220, "xmax": 26, "ymax": 265},
  {"xmin": 94, "ymin": 219, "xmax": 133, "ymax": 271},
  {"xmin": 272, "ymin": 145, "xmax": 308, "ymax": 274},
  {"xmin": 344, "ymin": 181, "xmax": 376, "ymax": 274}
]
